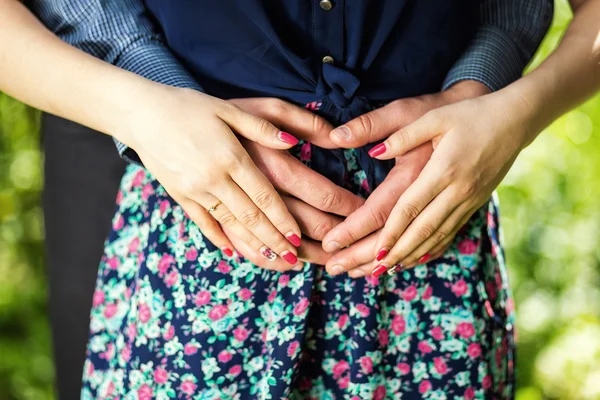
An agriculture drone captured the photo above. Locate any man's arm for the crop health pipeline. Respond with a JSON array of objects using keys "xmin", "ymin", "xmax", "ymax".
[
  {"xmin": 26, "ymin": 0, "xmax": 202, "ymax": 163},
  {"xmin": 444, "ymin": 0, "xmax": 554, "ymax": 92}
]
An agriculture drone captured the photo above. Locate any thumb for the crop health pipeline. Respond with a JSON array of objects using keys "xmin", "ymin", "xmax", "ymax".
[
  {"xmin": 369, "ymin": 111, "xmax": 444, "ymax": 159},
  {"xmin": 329, "ymin": 100, "xmax": 412, "ymax": 148}
]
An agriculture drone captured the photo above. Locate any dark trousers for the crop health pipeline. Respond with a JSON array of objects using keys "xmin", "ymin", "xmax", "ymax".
[{"xmin": 42, "ymin": 114, "xmax": 126, "ymax": 399}]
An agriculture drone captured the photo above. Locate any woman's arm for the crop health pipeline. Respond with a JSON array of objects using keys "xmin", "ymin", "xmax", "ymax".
[
  {"xmin": 356, "ymin": 0, "xmax": 600, "ymax": 276},
  {"xmin": 0, "ymin": 0, "xmax": 152, "ymax": 144},
  {"xmin": 508, "ymin": 0, "xmax": 600, "ymax": 143},
  {"xmin": 0, "ymin": 0, "xmax": 307, "ymax": 269}
]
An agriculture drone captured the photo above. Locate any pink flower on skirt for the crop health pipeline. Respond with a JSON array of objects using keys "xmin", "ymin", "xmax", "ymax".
[
  {"xmin": 229, "ymin": 365, "xmax": 242, "ymax": 376},
  {"xmin": 468, "ymin": 343, "xmax": 482, "ymax": 358},
  {"xmin": 373, "ymin": 385, "xmax": 387, "ymax": 400},
  {"xmin": 359, "ymin": 356, "xmax": 373, "ymax": 374},
  {"xmin": 391, "ymin": 315, "xmax": 406, "ymax": 335},
  {"xmin": 402, "ymin": 285, "xmax": 418, "ymax": 301},
  {"xmin": 165, "ymin": 270, "xmax": 179, "ymax": 287},
  {"xmin": 456, "ymin": 322, "xmax": 475, "ymax": 338},
  {"xmin": 356, "ymin": 304, "xmax": 370, "ymax": 318},
  {"xmin": 154, "ymin": 367, "xmax": 168, "ymax": 384},
  {"xmin": 163, "ymin": 325, "xmax": 175, "ymax": 341},
  {"xmin": 418, "ymin": 341, "xmax": 433, "ymax": 354},
  {"xmin": 278, "ymin": 275, "xmax": 290, "ymax": 286},
  {"xmin": 464, "ymin": 387, "xmax": 475, "ymax": 400},
  {"xmin": 332, "ymin": 360, "xmax": 349, "ymax": 379},
  {"xmin": 194, "ymin": 291, "xmax": 212, "ymax": 306},
  {"xmin": 103, "ymin": 303, "xmax": 117, "ymax": 319},
  {"xmin": 138, "ymin": 384, "xmax": 153, "ymax": 400},
  {"xmin": 233, "ymin": 326, "xmax": 249, "ymax": 341},
  {"xmin": 300, "ymin": 143, "xmax": 312, "ymax": 161},
  {"xmin": 217, "ymin": 260, "xmax": 232, "ymax": 273},
  {"xmin": 158, "ymin": 254, "xmax": 174, "ymax": 275},
  {"xmin": 113, "ymin": 214, "xmax": 124, "ymax": 230},
  {"xmin": 92, "ymin": 290, "xmax": 105, "ymax": 307},
  {"xmin": 397, "ymin": 363, "xmax": 410, "ymax": 375},
  {"xmin": 184, "ymin": 343, "xmax": 198, "ymax": 355},
  {"xmin": 185, "ymin": 248, "xmax": 198, "ymax": 261},
  {"xmin": 430, "ymin": 326, "xmax": 444, "ymax": 340},
  {"xmin": 419, "ymin": 380, "xmax": 432, "ymax": 394},
  {"xmin": 378, "ymin": 329, "xmax": 389, "ymax": 346},
  {"xmin": 128, "ymin": 237, "xmax": 140, "ymax": 253},
  {"xmin": 457, "ymin": 238, "xmax": 478, "ymax": 254},
  {"xmin": 422, "ymin": 285, "xmax": 433, "ymax": 300},
  {"xmin": 294, "ymin": 297, "xmax": 310, "ymax": 316},
  {"xmin": 180, "ymin": 380, "xmax": 197, "ymax": 396},
  {"xmin": 452, "ymin": 279, "xmax": 468, "ymax": 297},
  {"xmin": 338, "ymin": 314, "xmax": 349, "ymax": 328},
  {"xmin": 208, "ymin": 304, "xmax": 229, "ymax": 321},
  {"xmin": 287, "ymin": 341, "xmax": 299, "ymax": 358},
  {"xmin": 434, "ymin": 357, "xmax": 448, "ymax": 374},
  {"xmin": 238, "ymin": 288, "xmax": 252, "ymax": 301},
  {"xmin": 218, "ymin": 350, "xmax": 232, "ymax": 363},
  {"xmin": 138, "ymin": 303, "xmax": 151, "ymax": 323}
]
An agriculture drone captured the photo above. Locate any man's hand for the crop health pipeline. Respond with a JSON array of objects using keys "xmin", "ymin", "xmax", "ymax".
[
  {"xmin": 224, "ymin": 98, "xmax": 365, "ymax": 271},
  {"xmin": 321, "ymin": 81, "xmax": 491, "ymax": 277}
]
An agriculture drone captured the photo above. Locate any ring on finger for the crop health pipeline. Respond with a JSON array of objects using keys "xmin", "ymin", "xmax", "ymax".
[{"xmin": 207, "ymin": 200, "xmax": 222, "ymax": 214}]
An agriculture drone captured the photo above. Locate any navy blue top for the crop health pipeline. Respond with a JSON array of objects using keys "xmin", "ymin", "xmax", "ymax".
[
  {"xmin": 29, "ymin": 0, "xmax": 553, "ymax": 189},
  {"xmin": 143, "ymin": 0, "xmax": 470, "ymax": 187}
]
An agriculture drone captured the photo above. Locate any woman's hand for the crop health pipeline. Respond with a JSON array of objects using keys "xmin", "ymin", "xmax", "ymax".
[
  {"xmin": 123, "ymin": 88, "xmax": 306, "ymax": 269},
  {"xmin": 368, "ymin": 90, "xmax": 533, "ymax": 276}
]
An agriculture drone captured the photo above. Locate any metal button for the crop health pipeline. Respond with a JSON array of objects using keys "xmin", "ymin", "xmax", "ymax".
[
  {"xmin": 319, "ymin": 0, "xmax": 333, "ymax": 11},
  {"xmin": 322, "ymin": 55, "xmax": 334, "ymax": 64}
]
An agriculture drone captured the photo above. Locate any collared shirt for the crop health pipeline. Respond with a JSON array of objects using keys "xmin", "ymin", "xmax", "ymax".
[{"xmin": 27, "ymin": 0, "xmax": 552, "ymax": 185}]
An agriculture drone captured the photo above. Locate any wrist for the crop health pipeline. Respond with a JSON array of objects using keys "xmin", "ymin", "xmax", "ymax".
[
  {"xmin": 442, "ymin": 80, "xmax": 492, "ymax": 104},
  {"xmin": 113, "ymin": 80, "xmax": 184, "ymax": 151}
]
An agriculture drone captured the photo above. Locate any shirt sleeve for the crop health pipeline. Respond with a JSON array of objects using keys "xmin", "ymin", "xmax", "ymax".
[
  {"xmin": 443, "ymin": 0, "xmax": 554, "ymax": 92},
  {"xmin": 26, "ymin": 0, "xmax": 203, "ymax": 164}
]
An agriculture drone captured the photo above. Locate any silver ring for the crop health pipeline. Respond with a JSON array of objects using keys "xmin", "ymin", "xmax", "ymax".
[{"xmin": 207, "ymin": 200, "xmax": 222, "ymax": 214}]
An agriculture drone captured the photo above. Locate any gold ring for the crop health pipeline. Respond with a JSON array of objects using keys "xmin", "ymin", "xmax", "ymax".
[{"xmin": 207, "ymin": 200, "xmax": 222, "ymax": 214}]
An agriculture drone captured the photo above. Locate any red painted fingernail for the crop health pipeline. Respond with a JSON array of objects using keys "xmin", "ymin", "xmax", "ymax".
[
  {"xmin": 278, "ymin": 131, "xmax": 299, "ymax": 146},
  {"xmin": 222, "ymin": 247, "xmax": 234, "ymax": 257},
  {"xmin": 419, "ymin": 254, "xmax": 431, "ymax": 264},
  {"xmin": 260, "ymin": 246, "xmax": 277, "ymax": 261},
  {"xmin": 281, "ymin": 251, "xmax": 298, "ymax": 265},
  {"xmin": 376, "ymin": 248, "xmax": 388, "ymax": 261},
  {"xmin": 372, "ymin": 264, "xmax": 388, "ymax": 278},
  {"xmin": 368, "ymin": 143, "xmax": 387, "ymax": 158},
  {"xmin": 286, "ymin": 233, "xmax": 301, "ymax": 247}
]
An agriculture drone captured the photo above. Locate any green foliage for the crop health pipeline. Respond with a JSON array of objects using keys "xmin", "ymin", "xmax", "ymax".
[{"xmin": 0, "ymin": 1, "xmax": 598, "ymax": 398}]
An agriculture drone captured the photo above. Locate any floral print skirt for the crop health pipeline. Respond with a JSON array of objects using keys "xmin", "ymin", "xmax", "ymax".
[{"xmin": 82, "ymin": 140, "xmax": 516, "ymax": 399}]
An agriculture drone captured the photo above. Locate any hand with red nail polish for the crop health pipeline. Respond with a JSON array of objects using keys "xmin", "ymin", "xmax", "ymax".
[
  {"xmin": 324, "ymin": 81, "xmax": 492, "ymax": 272},
  {"xmin": 204, "ymin": 97, "xmax": 365, "ymax": 273}
]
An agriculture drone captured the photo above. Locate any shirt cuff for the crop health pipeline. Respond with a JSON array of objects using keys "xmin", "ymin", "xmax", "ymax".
[
  {"xmin": 442, "ymin": 25, "xmax": 525, "ymax": 93},
  {"xmin": 113, "ymin": 41, "xmax": 202, "ymax": 164}
]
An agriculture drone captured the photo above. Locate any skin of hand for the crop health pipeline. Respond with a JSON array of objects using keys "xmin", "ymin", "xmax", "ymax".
[
  {"xmin": 364, "ymin": 0, "xmax": 600, "ymax": 276},
  {"xmin": 125, "ymin": 88, "xmax": 310, "ymax": 269},
  {"xmin": 367, "ymin": 90, "xmax": 537, "ymax": 274},
  {"xmin": 319, "ymin": 81, "xmax": 491, "ymax": 277},
  {"xmin": 205, "ymin": 98, "xmax": 365, "ymax": 271}
]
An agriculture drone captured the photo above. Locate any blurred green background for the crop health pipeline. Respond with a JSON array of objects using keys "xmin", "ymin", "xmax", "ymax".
[{"xmin": 0, "ymin": 1, "xmax": 599, "ymax": 399}]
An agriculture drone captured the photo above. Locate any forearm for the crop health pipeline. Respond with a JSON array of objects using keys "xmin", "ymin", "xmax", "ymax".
[
  {"xmin": 507, "ymin": 0, "xmax": 600, "ymax": 145},
  {"xmin": 0, "ymin": 0, "xmax": 160, "ymax": 146}
]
